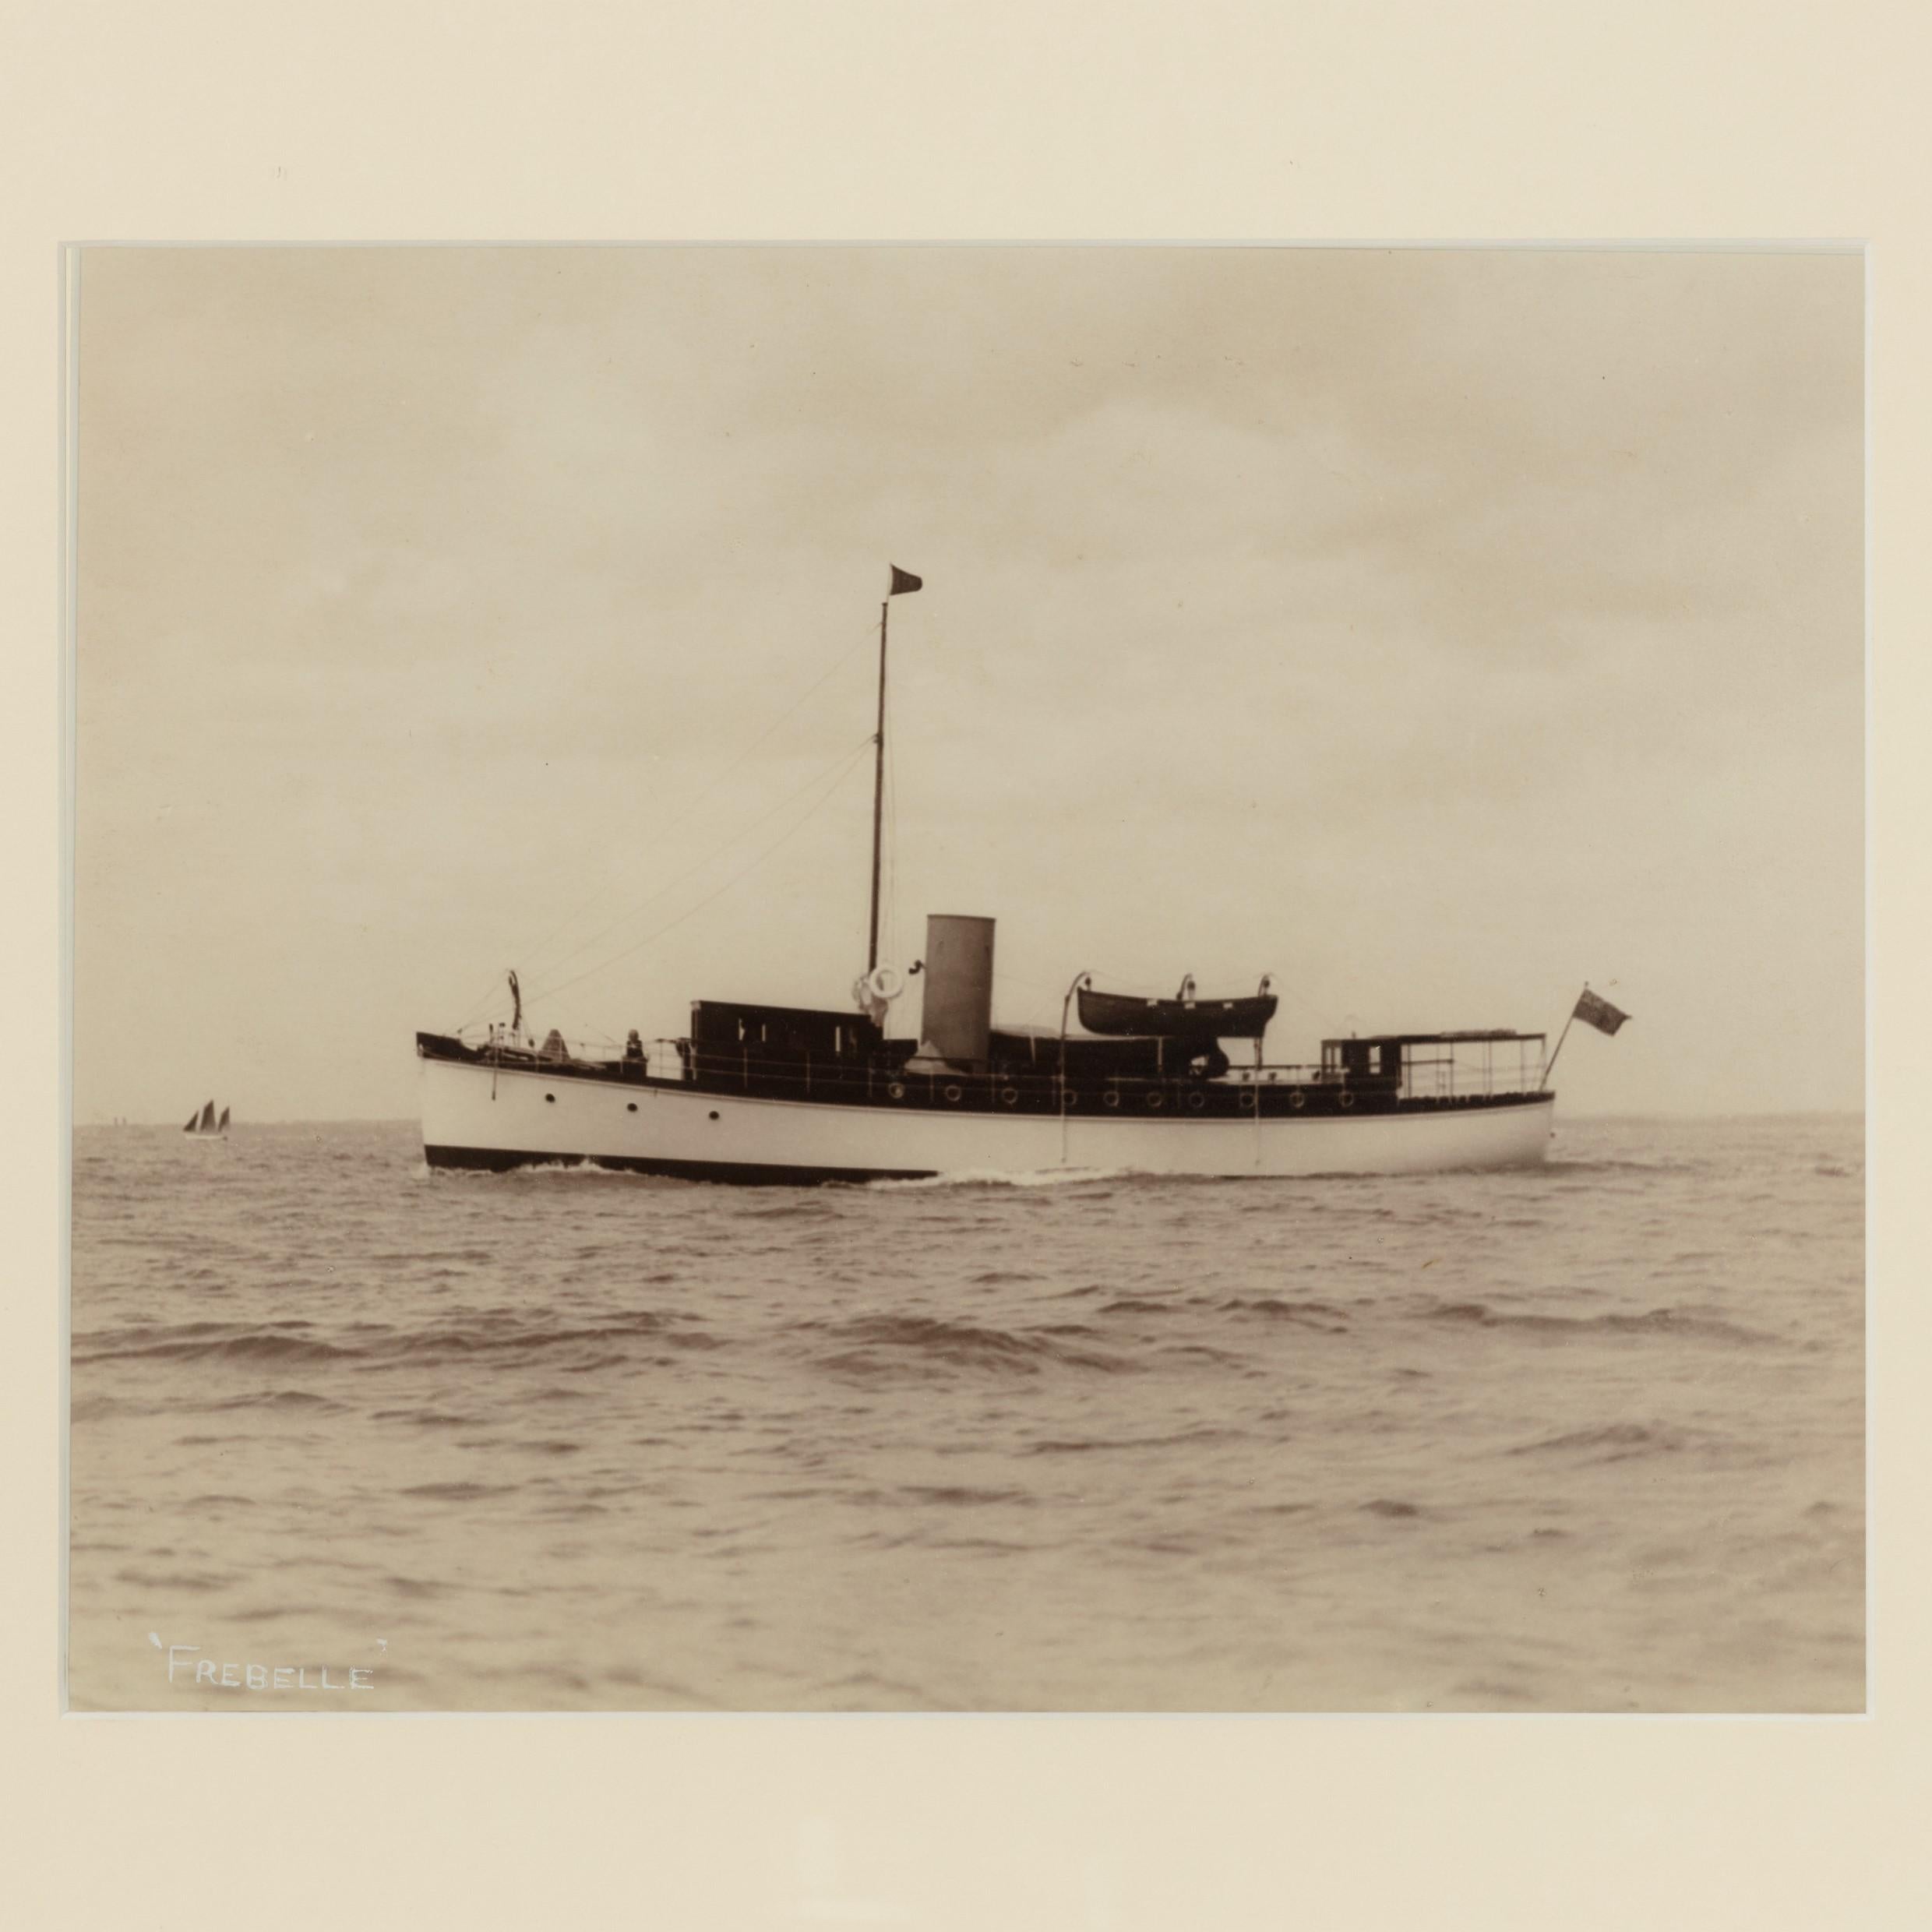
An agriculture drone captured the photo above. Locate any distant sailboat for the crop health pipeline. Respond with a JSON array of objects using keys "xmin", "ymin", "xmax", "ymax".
[{"xmin": 182, "ymin": 1100, "xmax": 229, "ymax": 1138}]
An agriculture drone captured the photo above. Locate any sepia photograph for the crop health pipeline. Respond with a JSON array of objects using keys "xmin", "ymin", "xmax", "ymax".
[{"xmin": 66, "ymin": 242, "xmax": 1863, "ymax": 1714}]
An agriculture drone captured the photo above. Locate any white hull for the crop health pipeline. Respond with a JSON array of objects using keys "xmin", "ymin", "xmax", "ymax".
[{"xmin": 421, "ymin": 1056, "xmax": 1554, "ymax": 1183}]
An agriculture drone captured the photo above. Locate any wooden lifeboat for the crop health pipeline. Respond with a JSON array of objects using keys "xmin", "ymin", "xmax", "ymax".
[{"xmin": 1076, "ymin": 977, "xmax": 1277, "ymax": 1040}]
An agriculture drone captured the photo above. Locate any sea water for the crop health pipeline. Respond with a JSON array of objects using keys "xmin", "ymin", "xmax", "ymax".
[{"xmin": 67, "ymin": 1115, "xmax": 1863, "ymax": 1712}]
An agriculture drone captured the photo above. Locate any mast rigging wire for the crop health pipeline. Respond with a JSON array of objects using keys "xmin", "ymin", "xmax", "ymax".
[
  {"xmin": 522, "ymin": 740, "xmax": 877, "ymax": 1009},
  {"xmin": 496, "ymin": 622, "xmax": 882, "ymax": 985},
  {"xmin": 516, "ymin": 731, "xmax": 879, "ymax": 994}
]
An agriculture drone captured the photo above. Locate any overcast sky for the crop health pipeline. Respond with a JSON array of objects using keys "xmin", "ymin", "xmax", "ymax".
[{"xmin": 73, "ymin": 245, "xmax": 1862, "ymax": 1122}]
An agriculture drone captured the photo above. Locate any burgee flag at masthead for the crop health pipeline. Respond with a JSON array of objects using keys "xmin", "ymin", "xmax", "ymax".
[{"xmin": 888, "ymin": 566, "xmax": 922, "ymax": 596}]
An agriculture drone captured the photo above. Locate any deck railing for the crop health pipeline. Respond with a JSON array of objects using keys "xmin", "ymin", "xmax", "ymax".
[
  {"xmin": 1394, "ymin": 1040, "xmax": 1546, "ymax": 1100},
  {"xmin": 464, "ymin": 1032, "xmax": 1549, "ymax": 1103}
]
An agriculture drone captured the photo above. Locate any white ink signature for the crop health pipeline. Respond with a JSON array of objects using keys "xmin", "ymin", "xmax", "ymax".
[{"xmin": 150, "ymin": 1631, "xmax": 379, "ymax": 1693}]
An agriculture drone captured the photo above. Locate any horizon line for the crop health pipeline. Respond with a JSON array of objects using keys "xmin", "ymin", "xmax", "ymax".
[{"xmin": 74, "ymin": 1108, "xmax": 1868, "ymax": 1128}]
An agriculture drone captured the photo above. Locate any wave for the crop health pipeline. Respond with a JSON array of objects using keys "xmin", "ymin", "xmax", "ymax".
[
  {"xmin": 1218, "ymin": 1296, "xmax": 1352, "ymax": 1331},
  {"xmin": 1543, "ymin": 1157, "xmax": 1704, "ymax": 1176},
  {"xmin": 205, "ymin": 1388, "xmax": 348, "ymax": 1412},
  {"xmin": 798, "ymin": 1669, "xmax": 950, "ymax": 1711},
  {"xmin": 807, "ymin": 1312, "xmax": 1136, "ymax": 1378},
  {"xmin": 1507, "ymin": 1423, "xmax": 1699, "ymax": 1462},
  {"xmin": 72, "ymin": 1307, "xmax": 700, "ymax": 1373},
  {"xmin": 421, "ymin": 1158, "xmax": 636, "ymax": 1181},
  {"xmin": 76, "ymin": 1331, "xmax": 361, "ymax": 1366},
  {"xmin": 367, "ymin": 1310, "xmax": 685, "ymax": 1363},
  {"xmin": 113, "ymin": 1567, "xmax": 234, "ymax": 1592},
  {"xmin": 866, "ymin": 1166, "xmax": 1130, "ymax": 1191},
  {"xmin": 1423, "ymin": 1301, "xmax": 1775, "ymax": 1346},
  {"xmin": 894, "ymin": 1485, "xmax": 1033, "ymax": 1507},
  {"xmin": 1026, "ymin": 1425, "xmax": 1233, "ymax": 1455}
]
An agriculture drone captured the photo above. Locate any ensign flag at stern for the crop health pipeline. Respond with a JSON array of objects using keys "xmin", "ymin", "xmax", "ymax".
[
  {"xmin": 1539, "ymin": 983, "xmax": 1631, "ymax": 1090},
  {"xmin": 1573, "ymin": 987, "xmax": 1631, "ymax": 1036}
]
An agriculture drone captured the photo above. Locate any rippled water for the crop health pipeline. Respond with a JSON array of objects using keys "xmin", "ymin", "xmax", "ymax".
[{"xmin": 67, "ymin": 1115, "xmax": 1863, "ymax": 1712}]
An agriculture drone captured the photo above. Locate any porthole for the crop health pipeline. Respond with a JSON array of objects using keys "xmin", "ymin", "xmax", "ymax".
[
  {"xmin": 1240, "ymin": 1091, "xmax": 1257, "ymax": 1111},
  {"xmin": 545, "ymin": 1094, "xmax": 555, "ymax": 1104},
  {"xmin": 708, "ymin": 1110, "xmax": 720, "ymax": 1121},
  {"xmin": 943, "ymin": 1084, "xmax": 963, "ymax": 1103},
  {"xmin": 1103, "ymin": 1091, "xmax": 1121, "ymax": 1109},
  {"xmin": 1338, "ymin": 1091, "xmax": 1356, "ymax": 1111},
  {"xmin": 626, "ymin": 1102, "xmax": 638, "ymax": 1113},
  {"xmin": 888, "ymin": 1082, "xmax": 906, "ymax": 1101},
  {"xmin": 1061, "ymin": 1091, "xmax": 1078, "ymax": 1110},
  {"xmin": 1186, "ymin": 1091, "xmax": 1205, "ymax": 1111},
  {"xmin": 1000, "ymin": 1088, "xmax": 1019, "ymax": 1106},
  {"xmin": 1147, "ymin": 1093, "xmax": 1164, "ymax": 1110},
  {"xmin": 1289, "ymin": 1090, "xmax": 1306, "ymax": 1110}
]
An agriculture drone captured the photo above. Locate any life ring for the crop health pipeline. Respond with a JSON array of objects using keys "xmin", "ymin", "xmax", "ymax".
[
  {"xmin": 1338, "ymin": 1090, "xmax": 1356, "ymax": 1110},
  {"xmin": 1289, "ymin": 1090, "xmax": 1306, "ymax": 1110},
  {"xmin": 943, "ymin": 1083, "xmax": 962, "ymax": 1103},
  {"xmin": 887, "ymin": 1081, "xmax": 906, "ymax": 1100},
  {"xmin": 866, "ymin": 964, "xmax": 905, "ymax": 1002}
]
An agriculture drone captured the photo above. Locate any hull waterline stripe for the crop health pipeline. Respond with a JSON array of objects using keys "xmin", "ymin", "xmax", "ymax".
[{"xmin": 423, "ymin": 1144, "xmax": 934, "ymax": 1186}]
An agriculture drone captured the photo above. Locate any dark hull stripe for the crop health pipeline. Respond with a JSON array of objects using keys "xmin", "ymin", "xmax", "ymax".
[{"xmin": 423, "ymin": 1143, "xmax": 936, "ymax": 1186}]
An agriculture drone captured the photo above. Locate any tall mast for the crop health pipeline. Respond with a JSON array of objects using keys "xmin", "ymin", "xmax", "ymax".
[
  {"xmin": 868, "ymin": 568, "xmax": 920, "ymax": 975},
  {"xmin": 867, "ymin": 597, "xmax": 889, "ymax": 974}
]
